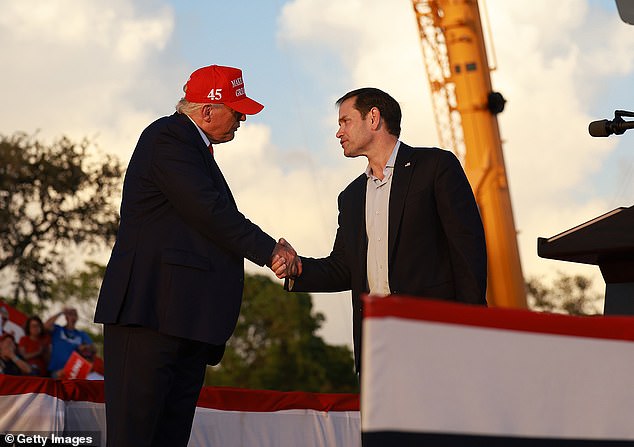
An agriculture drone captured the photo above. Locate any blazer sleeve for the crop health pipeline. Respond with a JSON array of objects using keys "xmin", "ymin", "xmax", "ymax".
[
  {"xmin": 150, "ymin": 124, "xmax": 276, "ymax": 266},
  {"xmin": 286, "ymin": 192, "xmax": 352, "ymax": 293},
  {"xmin": 434, "ymin": 151, "xmax": 488, "ymax": 305}
]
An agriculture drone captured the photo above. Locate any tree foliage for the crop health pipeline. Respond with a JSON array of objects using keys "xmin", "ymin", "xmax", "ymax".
[
  {"xmin": 526, "ymin": 272, "xmax": 603, "ymax": 315},
  {"xmin": 0, "ymin": 133, "xmax": 123, "ymax": 307},
  {"xmin": 206, "ymin": 274, "xmax": 359, "ymax": 393},
  {"xmin": 49, "ymin": 261, "xmax": 106, "ymax": 305}
]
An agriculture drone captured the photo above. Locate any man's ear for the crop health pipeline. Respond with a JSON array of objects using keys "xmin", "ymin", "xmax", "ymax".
[
  {"xmin": 202, "ymin": 104, "xmax": 213, "ymax": 123},
  {"xmin": 369, "ymin": 107, "xmax": 381, "ymax": 130}
]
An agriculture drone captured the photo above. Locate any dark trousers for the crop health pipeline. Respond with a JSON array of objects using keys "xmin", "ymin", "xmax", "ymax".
[{"xmin": 103, "ymin": 325, "xmax": 222, "ymax": 447}]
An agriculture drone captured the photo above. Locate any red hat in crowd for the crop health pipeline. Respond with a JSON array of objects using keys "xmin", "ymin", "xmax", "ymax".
[{"xmin": 184, "ymin": 65, "xmax": 264, "ymax": 115}]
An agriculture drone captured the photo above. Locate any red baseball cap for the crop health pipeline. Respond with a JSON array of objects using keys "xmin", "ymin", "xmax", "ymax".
[{"xmin": 184, "ymin": 65, "xmax": 264, "ymax": 115}]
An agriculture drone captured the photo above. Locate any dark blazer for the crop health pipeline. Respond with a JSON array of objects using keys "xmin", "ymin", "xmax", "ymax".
[
  {"xmin": 95, "ymin": 113, "xmax": 276, "ymax": 348},
  {"xmin": 288, "ymin": 143, "xmax": 487, "ymax": 371}
]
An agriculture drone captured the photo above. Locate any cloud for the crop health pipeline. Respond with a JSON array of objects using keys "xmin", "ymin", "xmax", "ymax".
[
  {"xmin": 215, "ymin": 123, "xmax": 362, "ymax": 257},
  {"xmin": 215, "ymin": 123, "xmax": 359, "ymax": 346},
  {"xmin": 278, "ymin": 0, "xmax": 436, "ymax": 145},
  {"xmin": 484, "ymin": 0, "xmax": 634, "ymax": 279},
  {"xmin": 0, "ymin": 0, "xmax": 180, "ymax": 162}
]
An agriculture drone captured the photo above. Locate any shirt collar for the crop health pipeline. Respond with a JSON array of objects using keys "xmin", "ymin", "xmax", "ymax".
[
  {"xmin": 365, "ymin": 140, "xmax": 401, "ymax": 179},
  {"xmin": 185, "ymin": 114, "xmax": 211, "ymax": 147}
]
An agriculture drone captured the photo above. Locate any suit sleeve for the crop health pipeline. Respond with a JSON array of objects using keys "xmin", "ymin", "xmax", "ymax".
[
  {"xmin": 434, "ymin": 151, "xmax": 488, "ymax": 305},
  {"xmin": 150, "ymin": 127, "xmax": 276, "ymax": 266},
  {"xmin": 286, "ymin": 192, "xmax": 352, "ymax": 293}
]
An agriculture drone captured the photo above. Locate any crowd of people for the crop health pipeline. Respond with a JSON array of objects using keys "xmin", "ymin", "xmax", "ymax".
[{"xmin": 0, "ymin": 305, "xmax": 102, "ymax": 379}]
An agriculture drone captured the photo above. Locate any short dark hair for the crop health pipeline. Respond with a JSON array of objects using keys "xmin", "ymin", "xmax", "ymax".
[{"xmin": 336, "ymin": 88, "xmax": 401, "ymax": 137}]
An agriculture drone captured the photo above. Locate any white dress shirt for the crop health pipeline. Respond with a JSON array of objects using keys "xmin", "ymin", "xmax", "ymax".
[{"xmin": 365, "ymin": 141, "xmax": 401, "ymax": 296}]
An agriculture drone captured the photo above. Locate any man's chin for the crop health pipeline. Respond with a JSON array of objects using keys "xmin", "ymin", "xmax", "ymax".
[{"xmin": 211, "ymin": 134, "xmax": 236, "ymax": 144}]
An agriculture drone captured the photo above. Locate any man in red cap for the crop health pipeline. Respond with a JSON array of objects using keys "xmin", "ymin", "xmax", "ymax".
[{"xmin": 95, "ymin": 65, "xmax": 301, "ymax": 447}]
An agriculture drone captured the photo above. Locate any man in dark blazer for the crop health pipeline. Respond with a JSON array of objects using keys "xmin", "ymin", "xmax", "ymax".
[
  {"xmin": 94, "ymin": 65, "xmax": 300, "ymax": 447},
  {"xmin": 282, "ymin": 87, "xmax": 487, "ymax": 373}
]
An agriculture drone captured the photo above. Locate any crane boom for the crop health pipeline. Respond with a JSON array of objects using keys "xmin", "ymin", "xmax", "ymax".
[{"xmin": 412, "ymin": 0, "xmax": 527, "ymax": 308}]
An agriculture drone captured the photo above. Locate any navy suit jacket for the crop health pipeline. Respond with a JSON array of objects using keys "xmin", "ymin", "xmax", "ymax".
[
  {"xmin": 288, "ymin": 144, "xmax": 487, "ymax": 371},
  {"xmin": 95, "ymin": 113, "xmax": 276, "ymax": 349}
]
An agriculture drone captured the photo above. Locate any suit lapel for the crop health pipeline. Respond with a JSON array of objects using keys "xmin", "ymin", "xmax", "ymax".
[
  {"xmin": 178, "ymin": 113, "xmax": 238, "ymax": 207},
  {"xmin": 388, "ymin": 144, "xmax": 416, "ymax": 264},
  {"xmin": 211, "ymin": 159, "xmax": 237, "ymax": 206},
  {"xmin": 348, "ymin": 174, "xmax": 368, "ymax": 284}
]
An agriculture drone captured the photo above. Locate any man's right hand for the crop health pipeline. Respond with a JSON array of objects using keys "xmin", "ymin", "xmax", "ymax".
[{"xmin": 270, "ymin": 238, "xmax": 302, "ymax": 279}]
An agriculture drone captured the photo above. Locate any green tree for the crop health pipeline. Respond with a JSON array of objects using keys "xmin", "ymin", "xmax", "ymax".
[
  {"xmin": 0, "ymin": 133, "xmax": 122, "ymax": 308},
  {"xmin": 527, "ymin": 271, "xmax": 603, "ymax": 315},
  {"xmin": 206, "ymin": 274, "xmax": 359, "ymax": 393},
  {"xmin": 11, "ymin": 260, "xmax": 107, "ymax": 319},
  {"xmin": 49, "ymin": 261, "xmax": 106, "ymax": 306}
]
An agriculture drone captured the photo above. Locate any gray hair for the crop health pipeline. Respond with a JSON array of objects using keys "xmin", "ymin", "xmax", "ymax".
[
  {"xmin": 175, "ymin": 98, "xmax": 226, "ymax": 116},
  {"xmin": 175, "ymin": 98, "xmax": 204, "ymax": 115}
]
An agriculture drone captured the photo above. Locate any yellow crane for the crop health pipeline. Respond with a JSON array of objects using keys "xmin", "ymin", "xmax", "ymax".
[{"xmin": 412, "ymin": 0, "xmax": 527, "ymax": 308}]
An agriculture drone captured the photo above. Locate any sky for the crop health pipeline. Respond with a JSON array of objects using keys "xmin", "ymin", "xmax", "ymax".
[{"xmin": 1, "ymin": 0, "xmax": 634, "ymax": 347}]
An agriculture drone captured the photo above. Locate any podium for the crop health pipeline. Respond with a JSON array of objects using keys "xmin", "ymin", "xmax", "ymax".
[{"xmin": 538, "ymin": 206, "xmax": 634, "ymax": 315}]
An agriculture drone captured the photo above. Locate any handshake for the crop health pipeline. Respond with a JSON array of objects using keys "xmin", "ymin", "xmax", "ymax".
[{"xmin": 269, "ymin": 238, "xmax": 302, "ymax": 279}]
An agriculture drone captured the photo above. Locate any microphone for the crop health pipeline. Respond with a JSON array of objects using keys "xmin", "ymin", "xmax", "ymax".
[
  {"xmin": 589, "ymin": 110, "xmax": 634, "ymax": 137},
  {"xmin": 588, "ymin": 119, "xmax": 634, "ymax": 137}
]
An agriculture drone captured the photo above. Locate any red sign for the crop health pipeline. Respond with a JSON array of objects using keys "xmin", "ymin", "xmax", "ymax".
[{"xmin": 62, "ymin": 351, "xmax": 93, "ymax": 380}]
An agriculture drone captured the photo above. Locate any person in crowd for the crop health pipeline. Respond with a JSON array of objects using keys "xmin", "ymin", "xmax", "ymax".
[
  {"xmin": 0, "ymin": 333, "xmax": 32, "ymax": 375},
  {"xmin": 18, "ymin": 316, "xmax": 50, "ymax": 376},
  {"xmin": 44, "ymin": 307, "xmax": 93, "ymax": 378},
  {"xmin": 0, "ymin": 305, "xmax": 25, "ymax": 342},
  {"xmin": 77, "ymin": 342, "xmax": 104, "ymax": 380}
]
